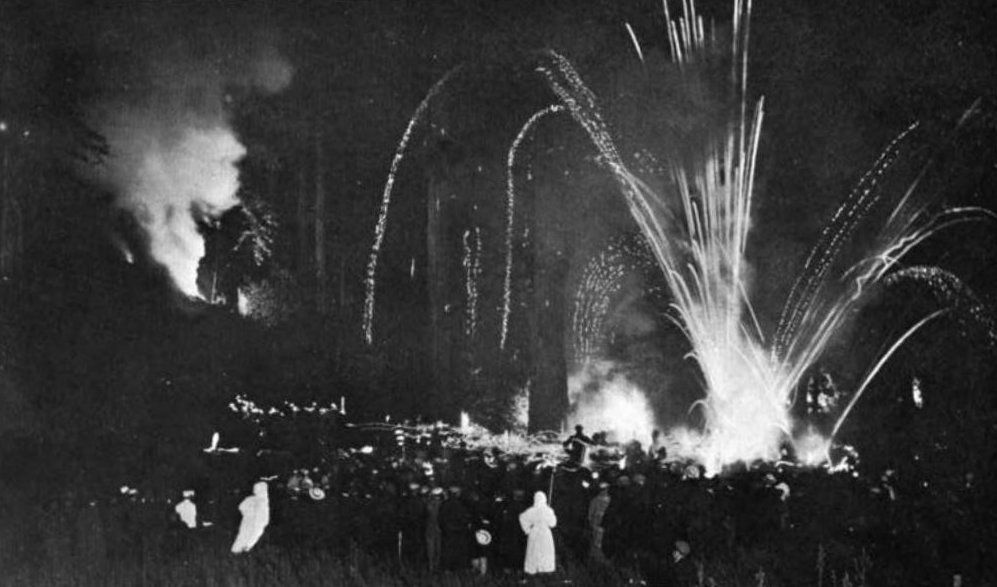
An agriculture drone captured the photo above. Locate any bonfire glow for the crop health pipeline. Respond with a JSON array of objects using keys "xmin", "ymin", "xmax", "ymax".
[{"xmin": 568, "ymin": 361, "xmax": 657, "ymax": 446}]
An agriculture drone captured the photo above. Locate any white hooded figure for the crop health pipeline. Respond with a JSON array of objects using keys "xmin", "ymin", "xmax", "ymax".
[
  {"xmin": 174, "ymin": 490, "xmax": 197, "ymax": 529},
  {"xmin": 231, "ymin": 481, "xmax": 270, "ymax": 554},
  {"xmin": 519, "ymin": 491, "xmax": 557, "ymax": 574}
]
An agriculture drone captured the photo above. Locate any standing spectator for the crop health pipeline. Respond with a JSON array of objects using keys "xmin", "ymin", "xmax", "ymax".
[
  {"xmin": 519, "ymin": 491, "xmax": 557, "ymax": 576},
  {"xmin": 497, "ymin": 490, "xmax": 528, "ymax": 572},
  {"xmin": 440, "ymin": 485, "xmax": 472, "ymax": 571},
  {"xmin": 425, "ymin": 487, "xmax": 443, "ymax": 571},
  {"xmin": 467, "ymin": 490, "xmax": 493, "ymax": 575},
  {"xmin": 399, "ymin": 482, "xmax": 425, "ymax": 565},
  {"xmin": 231, "ymin": 481, "xmax": 270, "ymax": 554},
  {"xmin": 563, "ymin": 425, "xmax": 592, "ymax": 464},
  {"xmin": 588, "ymin": 482, "xmax": 611, "ymax": 562},
  {"xmin": 174, "ymin": 490, "xmax": 197, "ymax": 529}
]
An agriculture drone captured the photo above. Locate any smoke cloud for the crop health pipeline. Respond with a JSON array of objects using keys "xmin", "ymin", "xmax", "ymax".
[
  {"xmin": 86, "ymin": 22, "xmax": 292, "ymax": 296},
  {"xmin": 567, "ymin": 359, "xmax": 658, "ymax": 446}
]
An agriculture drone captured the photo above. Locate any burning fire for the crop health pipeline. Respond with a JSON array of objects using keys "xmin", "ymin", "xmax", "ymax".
[
  {"xmin": 568, "ymin": 361, "xmax": 657, "ymax": 446},
  {"xmin": 86, "ymin": 36, "xmax": 292, "ymax": 297}
]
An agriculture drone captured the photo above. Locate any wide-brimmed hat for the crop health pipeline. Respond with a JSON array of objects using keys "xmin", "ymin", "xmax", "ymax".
[
  {"xmin": 475, "ymin": 529, "xmax": 492, "ymax": 546},
  {"xmin": 309, "ymin": 487, "xmax": 326, "ymax": 501}
]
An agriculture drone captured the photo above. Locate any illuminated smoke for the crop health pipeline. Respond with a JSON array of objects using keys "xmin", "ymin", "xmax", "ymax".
[
  {"xmin": 568, "ymin": 360, "xmax": 658, "ymax": 446},
  {"xmin": 88, "ymin": 37, "xmax": 292, "ymax": 297}
]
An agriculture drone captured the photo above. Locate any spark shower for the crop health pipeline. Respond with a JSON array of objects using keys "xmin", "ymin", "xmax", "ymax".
[{"xmin": 363, "ymin": 0, "xmax": 991, "ymax": 474}]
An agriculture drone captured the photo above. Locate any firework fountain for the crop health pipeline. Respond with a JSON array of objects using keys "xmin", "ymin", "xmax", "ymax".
[
  {"xmin": 535, "ymin": 0, "xmax": 995, "ymax": 473},
  {"xmin": 364, "ymin": 0, "xmax": 992, "ymax": 474}
]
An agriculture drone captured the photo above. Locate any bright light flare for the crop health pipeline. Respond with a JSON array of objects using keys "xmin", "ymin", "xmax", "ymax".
[
  {"xmin": 793, "ymin": 427, "xmax": 832, "ymax": 467},
  {"xmin": 568, "ymin": 361, "xmax": 657, "ymax": 446}
]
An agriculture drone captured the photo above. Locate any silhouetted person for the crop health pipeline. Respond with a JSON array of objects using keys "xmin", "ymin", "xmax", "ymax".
[
  {"xmin": 563, "ymin": 425, "xmax": 592, "ymax": 464},
  {"xmin": 440, "ymin": 486, "xmax": 472, "ymax": 570},
  {"xmin": 588, "ymin": 482, "xmax": 611, "ymax": 562},
  {"xmin": 399, "ymin": 482, "xmax": 425, "ymax": 565},
  {"xmin": 424, "ymin": 487, "xmax": 443, "ymax": 571},
  {"xmin": 497, "ymin": 489, "xmax": 528, "ymax": 571}
]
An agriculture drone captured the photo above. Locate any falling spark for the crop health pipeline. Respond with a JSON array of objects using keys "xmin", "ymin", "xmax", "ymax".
[
  {"xmin": 363, "ymin": 66, "xmax": 465, "ymax": 344},
  {"xmin": 885, "ymin": 265, "xmax": 997, "ymax": 348},
  {"xmin": 830, "ymin": 310, "xmax": 945, "ymax": 440},
  {"xmin": 624, "ymin": 23, "xmax": 645, "ymax": 63},
  {"xmin": 571, "ymin": 235, "xmax": 665, "ymax": 365},
  {"xmin": 502, "ymin": 105, "xmax": 565, "ymax": 350},
  {"xmin": 462, "ymin": 227, "xmax": 482, "ymax": 337}
]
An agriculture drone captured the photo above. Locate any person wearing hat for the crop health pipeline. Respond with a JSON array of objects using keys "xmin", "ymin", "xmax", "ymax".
[
  {"xmin": 669, "ymin": 540, "xmax": 695, "ymax": 583},
  {"xmin": 519, "ymin": 491, "xmax": 557, "ymax": 575},
  {"xmin": 467, "ymin": 490, "xmax": 493, "ymax": 576},
  {"xmin": 587, "ymin": 482, "xmax": 611, "ymax": 562}
]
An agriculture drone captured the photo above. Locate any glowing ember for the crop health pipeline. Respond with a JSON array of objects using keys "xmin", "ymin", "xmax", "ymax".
[{"xmin": 793, "ymin": 427, "xmax": 832, "ymax": 467}]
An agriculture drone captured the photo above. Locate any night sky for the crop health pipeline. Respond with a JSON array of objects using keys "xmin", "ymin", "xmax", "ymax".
[{"xmin": 1, "ymin": 0, "xmax": 995, "ymax": 486}]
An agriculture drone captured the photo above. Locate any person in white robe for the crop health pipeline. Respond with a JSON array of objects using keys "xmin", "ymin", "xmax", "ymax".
[
  {"xmin": 519, "ymin": 490, "xmax": 557, "ymax": 574},
  {"xmin": 231, "ymin": 481, "xmax": 270, "ymax": 554},
  {"xmin": 174, "ymin": 490, "xmax": 197, "ymax": 529}
]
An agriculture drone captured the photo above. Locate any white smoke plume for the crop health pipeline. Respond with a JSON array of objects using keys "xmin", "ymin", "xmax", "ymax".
[
  {"xmin": 88, "ymin": 30, "xmax": 292, "ymax": 297},
  {"xmin": 567, "ymin": 359, "xmax": 658, "ymax": 446}
]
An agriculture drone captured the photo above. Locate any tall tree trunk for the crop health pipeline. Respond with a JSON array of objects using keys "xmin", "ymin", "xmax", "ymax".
[
  {"xmin": 528, "ymin": 183, "xmax": 569, "ymax": 433},
  {"xmin": 297, "ymin": 164, "xmax": 309, "ymax": 279},
  {"xmin": 427, "ymin": 174, "xmax": 449, "ymax": 417},
  {"xmin": 314, "ymin": 132, "xmax": 327, "ymax": 313},
  {"xmin": 0, "ymin": 142, "xmax": 18, "ymax": 280}
]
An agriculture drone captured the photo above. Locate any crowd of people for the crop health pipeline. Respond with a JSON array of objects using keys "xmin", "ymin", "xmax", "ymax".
[
  {"xmin": 18, "ymin": 420, "xmax": 983, "ymax": 585},
  {"xmin": 159, "ymin": 424, "xmax": 850, "ymax": 584}
]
